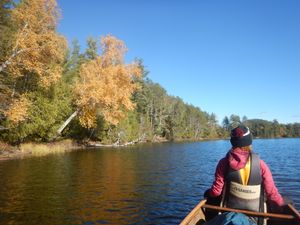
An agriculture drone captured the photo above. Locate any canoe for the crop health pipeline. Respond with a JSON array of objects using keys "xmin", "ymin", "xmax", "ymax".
[{"xmin": 180, "ymin": 199, "xmax": 300, "ymax": 225}]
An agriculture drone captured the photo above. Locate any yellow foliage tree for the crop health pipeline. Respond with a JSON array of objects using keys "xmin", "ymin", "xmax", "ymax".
[
  {"xmin": 0, "ymin": 0, "xmax": 67, "ymax": 86},
  {"xmin": 4, "ymin": 94, "xmax": 31, "ymax": 124},
  {"xmin": 0, "ymin": 0, "xmax": 67, "ymax": 124},
  {"xmin": 58, "ymin": 35, "xmax": 141, "ymax": 132}
]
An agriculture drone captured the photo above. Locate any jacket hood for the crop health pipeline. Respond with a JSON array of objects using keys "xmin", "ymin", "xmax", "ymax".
[{"xmin": 227, "ymin": 147, "xmax": 250, "ymax": 170}]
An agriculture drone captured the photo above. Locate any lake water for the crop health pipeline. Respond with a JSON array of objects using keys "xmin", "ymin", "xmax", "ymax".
[{"xmin": 0, "ymin": 138, "xmax": 299, "ymax": 225}]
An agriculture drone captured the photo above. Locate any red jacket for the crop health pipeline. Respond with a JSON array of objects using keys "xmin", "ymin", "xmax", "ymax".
[{"xmin": 209, "ymin": 147, "xmax": 284, "ymax": 207}]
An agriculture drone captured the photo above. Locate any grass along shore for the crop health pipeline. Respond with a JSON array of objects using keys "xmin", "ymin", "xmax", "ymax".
[{"xmin": 0, "ymin": 139, "xmax": 84, "ymax": 161}]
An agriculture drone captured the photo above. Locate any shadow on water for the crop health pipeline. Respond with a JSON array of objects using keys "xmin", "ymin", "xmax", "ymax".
[{"xmin": 0, "ymin": 139, "xmax": 299, "ymax": 224}]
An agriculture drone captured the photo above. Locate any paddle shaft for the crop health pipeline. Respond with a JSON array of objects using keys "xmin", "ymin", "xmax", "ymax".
[
  {"xmin": 287, "ymin": 203, "xmax": 300, "ymax": 220},
  {"xmin": 203, "ymin": 204, "xmax": 295, "ymax": 220}
]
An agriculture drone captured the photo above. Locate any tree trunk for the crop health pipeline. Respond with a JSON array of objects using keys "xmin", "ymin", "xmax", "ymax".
[
  {"xmin": 0, "ymin": 57, "xmax": 12, "ymax": 73},
  {"xmin": 0, "ymin": 125, "xmax": 9, "ymax": 131},
  {"xmin": 57, "ymin": 110, "xmax": 78, "ymax": 135},
  {"xmin": 0, "ymin": 48, "xmax": 28, "ymax": 73}
]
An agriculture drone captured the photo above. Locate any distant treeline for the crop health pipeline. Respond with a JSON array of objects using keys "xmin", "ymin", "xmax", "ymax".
[
  {"xmin": 222, "ymin": 116, "xmax": 300, "ymax": 139},
  {"xmin": 0, "ymin": 0, "xmax": 299, "ymax": 145}
]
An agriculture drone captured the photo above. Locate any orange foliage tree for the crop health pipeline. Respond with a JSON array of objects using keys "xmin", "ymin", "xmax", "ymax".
[
  {"xmin": 4, "ymin": 94, "xmax": 31, "ymax": 124},
  {"xmin": 57, "ymin": 35, "xmax": 141, "ymax": 133},
  {"xmin": 0, "ymin": 0, "xmax": 67, "ymax": 125}
]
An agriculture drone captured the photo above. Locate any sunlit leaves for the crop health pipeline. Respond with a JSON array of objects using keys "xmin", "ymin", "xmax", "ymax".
[
  {"xmin": 4, "ymin": 94, "xmax": 31, "ymax": 125},
  {"xmin": 2, "ymin": 0, "xmax": 67, "ymax": 87},
  {"xmin": 101, "ymin": 35, "xmax": 127, "ymax": 66},
  {"xmin": 75, "ymin": 35, "xmax": 141, "ymax": 128}
]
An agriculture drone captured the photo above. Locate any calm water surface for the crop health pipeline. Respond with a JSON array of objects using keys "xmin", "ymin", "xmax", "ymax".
[{"xmin": 0, "ymin": 138, "xmax": 299, "ymax": 225}]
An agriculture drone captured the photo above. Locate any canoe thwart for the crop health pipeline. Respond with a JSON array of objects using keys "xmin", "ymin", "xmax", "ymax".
[{"xmin": 202, "ymin": 204, "xmax": 295, "ymax": 220}]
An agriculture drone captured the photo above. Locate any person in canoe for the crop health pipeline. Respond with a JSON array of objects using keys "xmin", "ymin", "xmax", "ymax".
[{"xmin": 204, "ymin": 125, "xmax": 286, "ymax": 221}]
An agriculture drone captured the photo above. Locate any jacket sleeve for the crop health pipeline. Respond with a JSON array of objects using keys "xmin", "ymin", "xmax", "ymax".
[
  {"xmin": 260, "ymin": 160, "xmax": 285, "ymax": 207},
  {"xmin": 209, "ymin": 158, "xmax": 228, "ymax": 197}
]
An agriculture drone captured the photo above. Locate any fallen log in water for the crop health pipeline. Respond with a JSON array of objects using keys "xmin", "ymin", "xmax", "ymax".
[{"xmin": 86, "ymin": 134, "xmax": 146, "ymax": 148}]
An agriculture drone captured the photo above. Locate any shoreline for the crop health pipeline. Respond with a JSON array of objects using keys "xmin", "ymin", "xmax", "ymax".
[
  {"xmin": 1, "ymin": 137, "xmax": 294, "ymax": 161},
  {"xmin": 0, "ymin": 137, "xmax": 203, "ymax": 161}
]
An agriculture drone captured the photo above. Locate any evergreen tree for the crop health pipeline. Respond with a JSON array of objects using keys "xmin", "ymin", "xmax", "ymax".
[
  {"xmin": 85, "ymin": 37, "xmax": 97, "ymax": 60},
  {"xmin": 222, "ymin": 116, "xmax": 230, "ymax": 131},
  {"xmin": 229, "ymin": 114, "xmax": 241, "ymax": 128}
]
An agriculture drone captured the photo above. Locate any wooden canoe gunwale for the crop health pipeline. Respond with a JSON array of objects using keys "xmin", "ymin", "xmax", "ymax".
[{"xmin": 179, "ymin": 200, "xmax": 206, "ymax": 225}]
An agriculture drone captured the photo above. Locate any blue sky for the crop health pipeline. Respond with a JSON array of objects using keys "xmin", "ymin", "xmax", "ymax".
[{"xmin": 57, "ymin": 0, "xmax": 300, "ymax": 124}]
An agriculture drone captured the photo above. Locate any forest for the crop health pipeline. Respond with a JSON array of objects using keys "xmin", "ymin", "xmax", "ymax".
[{"xmin": 1, "ymin": 0, "xmax": 299, "ymax": 147}]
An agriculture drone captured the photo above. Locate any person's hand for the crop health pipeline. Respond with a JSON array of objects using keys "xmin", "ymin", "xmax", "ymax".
[
  {"xmin": 204, "ymin": 189, "xmax": 211, "ymax": 198},
  {"xmin": 280, "ymin": 196, "xmax": 295, "ymax": 213},
  {"xmin": 268, "ymin": 196, "xmax": 294, "ymax": 214},
  {"xmin": 283, "ymin": 196, "xmax": 294, "ymax": 206}
]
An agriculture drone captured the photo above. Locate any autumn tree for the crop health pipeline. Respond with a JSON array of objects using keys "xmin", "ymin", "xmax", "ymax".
[
  {"xmin": 57, "ymin": 35, "xmax": 142, "ymax": 134},
  {"xmin": 0, "ymin": 0, "xmax": 67, "ymax": 126}
]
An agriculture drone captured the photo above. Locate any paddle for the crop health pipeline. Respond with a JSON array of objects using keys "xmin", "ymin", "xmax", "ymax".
[
  {"xmin": 202, "ymin": 204, "xmax": 296, "ymax": 220},
  {"xmin": 287, "ymin": 203, "xmax": 300, "ymax": 221}
]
